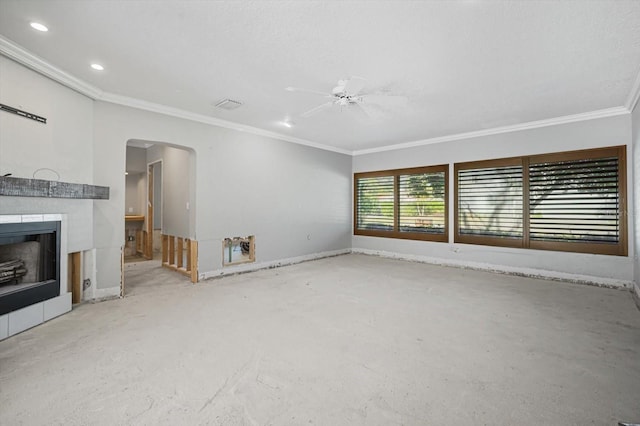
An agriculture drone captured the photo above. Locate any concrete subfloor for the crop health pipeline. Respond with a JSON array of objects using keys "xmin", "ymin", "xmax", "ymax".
[{"xmin": 0, "ymin": 254, "xmax": 639, "ymax": 425}]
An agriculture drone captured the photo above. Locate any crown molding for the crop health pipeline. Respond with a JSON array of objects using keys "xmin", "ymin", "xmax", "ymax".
[
  {"xmin": 2, "ymin": 35, "xmax": 635, "ymax": 157},
  {"xmin": 0, "ymin": 35, "xmax": 104, "ymax": 99},
  {"xmin": 0, "ymin": 35, "xmax": 350, "ymax": 156},
  {"xmin": 625, "ymin": 66, "xmax": 640, "ymax": 112},
  {"xmin": 352, "ymin": 106, "xmax": 629, "ymax": 156},
  {"xmin": 99, "ymin": 92, "xmax": 351, "ymax": 155}
]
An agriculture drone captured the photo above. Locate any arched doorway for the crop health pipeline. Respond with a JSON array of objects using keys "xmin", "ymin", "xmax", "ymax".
[{"xmin": 122, "ymin": 139, "xmax": 197, "ymax": 296}]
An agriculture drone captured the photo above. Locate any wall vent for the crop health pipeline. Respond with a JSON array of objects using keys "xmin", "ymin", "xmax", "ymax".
[{"xmin": 214, "ymin": 99, "xmax": 243, "ymax": 110}]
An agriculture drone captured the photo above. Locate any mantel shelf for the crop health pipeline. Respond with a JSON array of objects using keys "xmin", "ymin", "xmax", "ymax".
[{"xmin": 0, "ymin": 176, "xmax": 109, "ymax": 200}]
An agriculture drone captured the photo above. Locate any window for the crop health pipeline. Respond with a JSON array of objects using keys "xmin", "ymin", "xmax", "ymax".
[
  {"xmin": 528, "ymin": 148, "xmax": 625, "ymax": 255},
  {"xmin": 454, "ymin": 146, "xmax": 627, "ymax": 256},
  {"xmin": 456, "ymin": 159, "xmax": 523, "ymax": 247},
  {"xmin": 355, "ymin": 165, "xmax": 448, "ymax": 241},
  {"xmin": 355, "ymin": 175, "xmax": 394, "ymax": 232}
]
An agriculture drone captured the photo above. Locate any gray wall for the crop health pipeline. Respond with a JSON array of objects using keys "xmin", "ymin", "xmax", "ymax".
[
  {"xmin": 93, "ymin": 101, "xmax": 352, "ymax": 290},
  {"xmin": 146, "ymin": 144, "xmax": 192, "ymax": 236},
  {"xmin": 125, "ymin": 146, "xmax": 147, "ymax": 173},
  {"xmin": 153, "ymin": 162, "xmax": 162, "ymax": 229},
  {"xmin": 124, "ymin": 172, "xmax": 145, "ymax": 215},
  {"xmin": 0, "ymin": 55, "xmax": 351, "ymax": 293},
  {"xmin": 4, "ymin": 52, "xmax": 635, "ymax": 292},
  {"xmin": 353, "ymin": 114, "xmax": 635, "ymax": 284},
  {"xmin": 632, "ymin": 101, "xmax": 640, "ymax": 290},
  {"xmin": 0, "ymin": 56, "xmax": 94, "ymax": 253},
  {"xmin": 124, "ymin": 146, "xmax": 147, "ymax": 215}
]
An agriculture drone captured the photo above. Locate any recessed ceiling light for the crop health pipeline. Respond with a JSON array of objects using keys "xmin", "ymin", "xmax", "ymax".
[
  {"xmin": 91, "ymin": 63, "xmax": 104, "ymax": 71},
  {"xmin": 282, "ymin": 120, "xmax": 294, "ymax": 128},
  {"xmin": 30, "ymin": 22, "xmax": 48, "ymax": 32}
]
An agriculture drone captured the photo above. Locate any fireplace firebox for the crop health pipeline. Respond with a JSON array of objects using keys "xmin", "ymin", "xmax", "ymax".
[{"xmin": 0, "ymin": 221, "xmax": 60, "ymax": 316}]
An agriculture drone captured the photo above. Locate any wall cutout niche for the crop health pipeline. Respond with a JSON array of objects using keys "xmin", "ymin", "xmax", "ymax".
[{"xmin": 222, "ymin": 236, "xmax": 255, "ymax": 266}]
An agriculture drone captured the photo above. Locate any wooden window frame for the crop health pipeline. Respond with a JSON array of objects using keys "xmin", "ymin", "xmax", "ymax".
[
  {"xmin": 354, "ymin": 165, "xmax": 449, "ymax": 242},
  {"xmin": 454, "ymin": 146, "xmax": 627, "ymax": 256}
]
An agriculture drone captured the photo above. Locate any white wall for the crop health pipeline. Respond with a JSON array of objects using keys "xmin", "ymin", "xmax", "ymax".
[
  {"xmin": 93, "ymin": 101, "xmax": 352, "ymax": 290},
  {"xmin": 0, "ymin": 56, "xmax": 94, "ymax": 253},
  {"xmin": 353, "ymin": 114, "xmax": 634, "ymax": 285}
]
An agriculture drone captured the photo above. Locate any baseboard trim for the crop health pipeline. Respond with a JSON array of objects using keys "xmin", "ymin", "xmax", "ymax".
[
  {"xmin": 352, "ymin": 248, "xmax": 633, "ymax": 289},
  {"xmin": 200, "ymin": 248, "xmax": 351, "ymax": 280},
  {"xmin": 92, "ymin": 286, "xmax": 121, "ymax": 302}
]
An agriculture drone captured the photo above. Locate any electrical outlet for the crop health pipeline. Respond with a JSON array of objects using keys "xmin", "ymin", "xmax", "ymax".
[
  {"xmin": 127, "ymin": 235, "xmax": 135, "ymax": 241},
  {"xmin": 128, "ymin": 207, "xmax": 133, "ymax": 213}
]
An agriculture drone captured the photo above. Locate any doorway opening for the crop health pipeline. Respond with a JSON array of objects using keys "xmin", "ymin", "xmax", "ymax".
[
  {"xmin": 123, "ymin": 140, "xmax": 197, "ymax": 296},
  {"xmin": 145, "ymin": 160, "xmax": 162, "ymax": 260}
]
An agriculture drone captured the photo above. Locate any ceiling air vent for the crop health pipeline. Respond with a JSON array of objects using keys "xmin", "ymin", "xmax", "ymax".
[{"xmin": 214, "ymin": 99, "xmax": 243, "ymax": 110}]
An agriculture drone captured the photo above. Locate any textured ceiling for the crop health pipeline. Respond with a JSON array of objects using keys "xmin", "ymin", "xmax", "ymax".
[{"xmin": 1, "ymin": 0, "xmax": 639, "ymax": 152}]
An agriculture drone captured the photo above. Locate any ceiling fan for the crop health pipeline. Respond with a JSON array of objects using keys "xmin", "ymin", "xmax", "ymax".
[{"xmin": 285, "ymin": 76, "xmax": 407, "ymax": 118}]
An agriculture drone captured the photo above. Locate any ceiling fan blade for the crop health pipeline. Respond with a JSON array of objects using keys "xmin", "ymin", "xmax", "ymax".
[
  {"xmin": 360, "ymin": 94, "xmax": 408, "ymax": 107},
  {"xmin": 343, "ymin": 76, "xmax": 367, "ymax": 96},
  {"xmin": 300, "ymin": 101, "xmax": 334, "ymax": 118},
  {"xmin": 350, "ymin": 102, "xmax": 372, "ymax": 119},
  {"xmin": 285, "ymin": 86, "xmax": 333, "ymax": 97}
]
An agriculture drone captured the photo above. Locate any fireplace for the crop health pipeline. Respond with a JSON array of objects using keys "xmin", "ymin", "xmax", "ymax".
[{"xmin": 0, "ymin": 221, "xmax": 60, "ymax": 316}]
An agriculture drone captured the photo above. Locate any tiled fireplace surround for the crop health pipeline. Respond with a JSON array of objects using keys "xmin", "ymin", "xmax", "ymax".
[{"xmin": 0, "ymin": 214, "xmax": 71, "ymax": 340}]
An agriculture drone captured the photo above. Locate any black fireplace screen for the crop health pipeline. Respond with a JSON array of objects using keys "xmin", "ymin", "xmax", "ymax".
[{"xmin": 0, "ymin": 221, "xmax": 60, "ymax": 315}]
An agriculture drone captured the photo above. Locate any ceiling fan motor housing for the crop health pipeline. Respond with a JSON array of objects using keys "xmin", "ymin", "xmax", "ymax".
[{"xmin": 332, "ymin": 85, "xmax": 345, "ymax": 95}]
